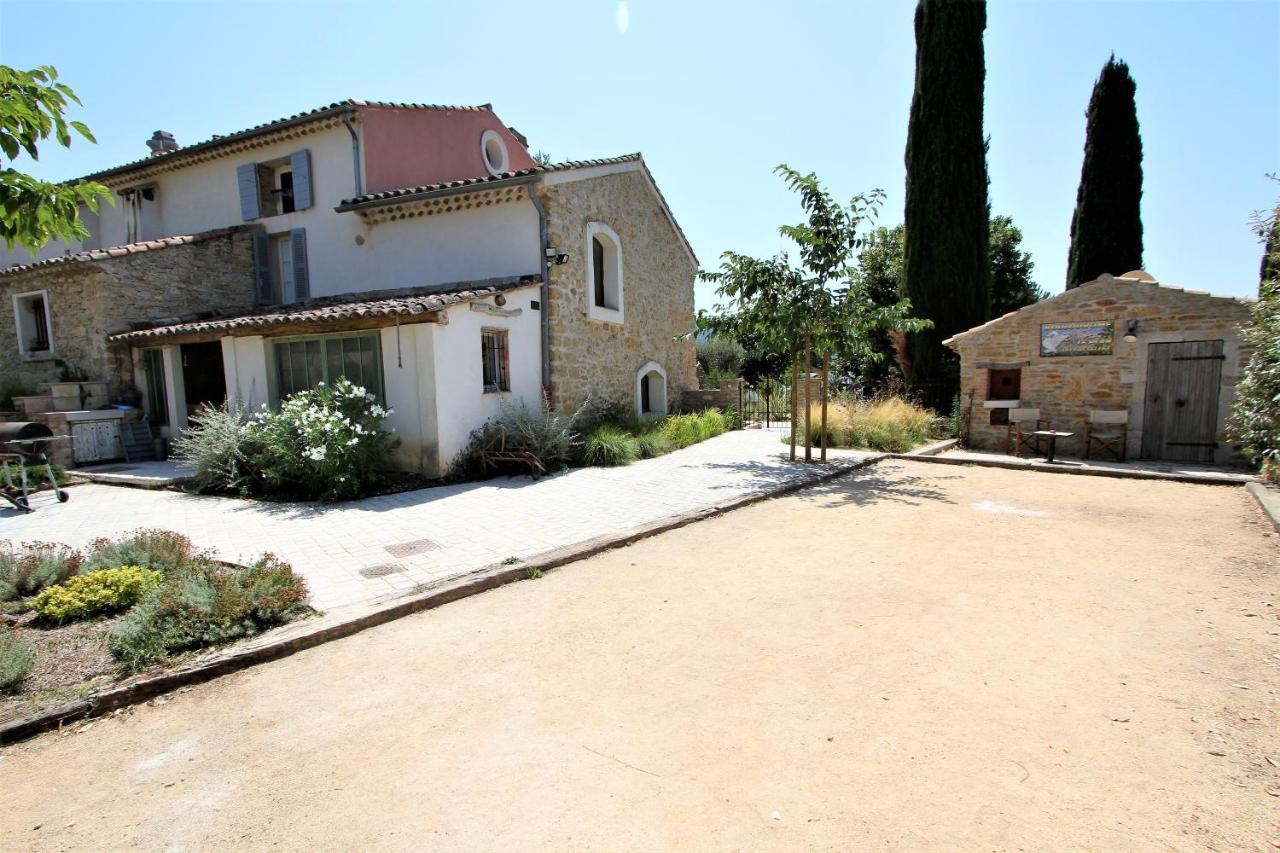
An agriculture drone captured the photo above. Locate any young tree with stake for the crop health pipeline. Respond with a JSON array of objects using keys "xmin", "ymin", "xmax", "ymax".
[{"xmin": 701, "ymin": 166, "xmax": 929, "ymax": 462}]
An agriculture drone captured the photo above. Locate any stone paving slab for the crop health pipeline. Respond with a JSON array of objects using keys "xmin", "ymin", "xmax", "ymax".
[{"xmin": 2, "ymin": 431, "xmax": 876, "ymax": 613}]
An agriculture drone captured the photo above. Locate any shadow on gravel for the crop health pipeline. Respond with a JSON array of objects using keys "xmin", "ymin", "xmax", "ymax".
[{"xmin": 796, "ymin": 466, "xmax": 958, "ymax": 508}]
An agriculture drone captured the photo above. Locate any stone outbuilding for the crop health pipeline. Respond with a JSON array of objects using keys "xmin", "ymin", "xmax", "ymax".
[{"xmin": 944, "ymin": 271, "xmax": 1253, "ymax": 465}]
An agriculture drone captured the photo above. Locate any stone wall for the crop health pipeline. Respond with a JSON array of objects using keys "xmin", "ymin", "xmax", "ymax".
[
  {"xmin": 679, "ymin": 378, "xmax": 743, "ymax": 414},
  {"xmin": 0, "ymin": 228, "xmax": 258, "ymax": 398},
  {"xmin": 538, "ymin": 170, "xmax": 697, "ymax": 415},
  {"xmin": 946, "ymin": 274, "xmax": 1252, "ymax": 463}
]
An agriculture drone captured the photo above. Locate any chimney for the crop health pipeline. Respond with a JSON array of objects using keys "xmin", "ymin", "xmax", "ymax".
[{"xmin": 146, "ymin": 130, "xmax": 179, "ymax": 157}]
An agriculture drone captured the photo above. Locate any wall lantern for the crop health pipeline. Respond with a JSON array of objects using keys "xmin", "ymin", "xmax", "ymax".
[
  {"xmin": 545, "ymin": 246, "xmax": 569, "ymax": 266},
  {"xmin": 1123, "ymin": 319, "xmax": 1140, "ymax": 342}
]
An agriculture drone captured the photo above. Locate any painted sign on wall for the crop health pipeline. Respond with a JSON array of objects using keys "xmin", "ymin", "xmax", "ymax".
[{"xmin": 1040, "ymin": 321, "xmax": 1114, "ymax": 357}]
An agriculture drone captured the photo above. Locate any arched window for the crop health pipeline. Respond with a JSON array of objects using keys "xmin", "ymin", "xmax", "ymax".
[
  {"xmin": 635, "ymin": 361, "xmax": 667, "ymax": 418},
  {"xmin": 586, "ymin": 222, "xmax": 624, "ymax": 323}
]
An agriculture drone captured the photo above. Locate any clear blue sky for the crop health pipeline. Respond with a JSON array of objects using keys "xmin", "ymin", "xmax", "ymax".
[{"xmin": 2, "ymin": 0, "xmax": 1276, "ymax": 309}]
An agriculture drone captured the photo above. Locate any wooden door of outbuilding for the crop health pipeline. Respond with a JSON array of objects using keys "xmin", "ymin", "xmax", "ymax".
[{"xmin": 1140, "ymin": 340, "xmax": 1224, "ymax": 463}]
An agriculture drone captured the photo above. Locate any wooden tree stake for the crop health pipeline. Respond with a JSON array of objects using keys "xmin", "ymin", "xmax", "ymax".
[
  {"xmin": 821, "ymin": 351, "xmax": 830, "ymax": 463},
  {"xmin": 804, "ymin": 332, "xmax": 813, "ymax": 463}
]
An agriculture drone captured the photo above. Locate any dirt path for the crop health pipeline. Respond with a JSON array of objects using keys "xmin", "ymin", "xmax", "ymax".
[{"xmin": 1, "ymin": 461, "xmax": 1276, "ymax": 851}]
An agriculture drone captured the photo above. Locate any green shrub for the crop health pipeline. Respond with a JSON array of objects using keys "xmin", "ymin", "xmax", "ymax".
[
  {"xmin": 696, "ymin": 337, "xmax": 745, "ymax": 387},
  {"xmin": 32, "ymin": 566, "xmax": 163, "ymax": 624},
  {"xmin": 660, "ymin": 409, "xmax": 733, "ymax": 449},
  {"xmin": 108, "ymin": 554, "xmax": 309, "ymax": 672},
  {"xmin": 582, "ymin": 425, "xmax": 640, "ymax": 466},
  {"xmin": 0, "ymin": 630, "xmax": 35, "ymax": 692},
  {"xmin": 83, "ymin": 529, "xmax": 201, "ymax": 575},
  {"xmin": 172, "ymin": 400, "xmax": 262, "ymax": 495},
  {"xmin": 451, "ymin": 396, "xmax": 579, "ymax": 479},
  {"xmin": 0, "ymin": 378, "xmax": 34, "ymax": 411},
  {"xmin": 251, "ymin": 378, "xmax": 399, "ymax": 501},
  {"xmin": 0, "ymin": 542, "xmax": 83, "ymax": 601},
  {"xmin": 573, "ymin": 395, "xmax": 633, "ymax": 432},
  {"xmin": 1230, "ymin": 280, "xmax": 1280, "ymax": 481},
  {"xmin": 634, "ymin": 431, "xmax": 675, "ymax": 459}
]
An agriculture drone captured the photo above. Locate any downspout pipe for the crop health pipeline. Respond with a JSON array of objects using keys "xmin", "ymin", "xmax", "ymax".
[
  {"xmin": 528, "ymin": 179, "xmax": 552, "ymax": 392},
  {"xmin": 342, "ymin": 108, "xmax": 363, "ymax": 198}
]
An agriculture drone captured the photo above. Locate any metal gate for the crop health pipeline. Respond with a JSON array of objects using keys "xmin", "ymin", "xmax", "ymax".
[
  {"xmin": 742, "ymin": 378, "xmax": 792, "ymax": 428},
  {"xmin": 1140, "ymin": 340, "xmax": 1224, "ymax": 463}
]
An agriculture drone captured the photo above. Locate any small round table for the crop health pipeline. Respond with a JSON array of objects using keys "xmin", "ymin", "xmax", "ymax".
[{"xmin": 1032, "ymin": 430, "xmax": 1074, "ymax": 464}]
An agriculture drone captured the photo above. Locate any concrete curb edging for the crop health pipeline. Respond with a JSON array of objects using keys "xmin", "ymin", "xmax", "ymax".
[
  {"xmin": 899, "ymin": 438, "xmax": 959, "ymax": 458},
  {"xmin": 897, "ymin": 451, "xmax": 1251, "ymax": 486},
  {"xmin": 0, "ymin": 454, "xmax": 883, "ymax": 747},
  {"xmin": 1246, "ymin": 481, "xmax": 1280, "ymax": 533}
]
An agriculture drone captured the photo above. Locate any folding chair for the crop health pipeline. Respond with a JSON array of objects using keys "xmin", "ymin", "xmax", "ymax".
[
  {"xmin": 1084, "ymin": 410, "xmax": 1128, "ymax": 461},
  {"xmin": 1007, "ymin": 407, "xmax": 1049, "ymax": 457}
]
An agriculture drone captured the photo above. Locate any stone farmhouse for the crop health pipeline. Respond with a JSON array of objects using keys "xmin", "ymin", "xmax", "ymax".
[
  {"xmin": 945, "ymin": 271, "xmax": 1253, "ymax": 465},
  {"xmin": 0, "ymin": 101, "xmax": 698, "ymax": 475}
]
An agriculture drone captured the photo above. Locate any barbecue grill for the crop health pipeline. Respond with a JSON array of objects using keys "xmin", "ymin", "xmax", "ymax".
[{"xmin": 0, "ymin": 421, "xmax": 71, "ymax": 512}]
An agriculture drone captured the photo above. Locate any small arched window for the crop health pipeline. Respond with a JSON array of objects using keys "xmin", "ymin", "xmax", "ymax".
[
  {"xmin": 586, "ymin": 222, "xmax": 623, "ymax": 323},
  {"xmin": 636, "ymin": 361, "xmax": 667, "ymax": 418}
]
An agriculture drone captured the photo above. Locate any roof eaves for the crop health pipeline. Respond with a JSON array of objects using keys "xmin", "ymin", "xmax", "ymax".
[
  {"xmin": 0, "ymin": 226, "xmax": 255, "ymax": 281},
  {"xmin": 78, "ymin": 100, "xmax": 492, "ymax": 185},
  {"xmin": 536, "ymin": 153, "xmax": 698, "ymax": 267},
  {"xmin": 107, "ymin": 275, "xmax": 540, "ymax": 343},
  {"xmin": 335, "ymin": 169, "xmax": 540, "ymax": 211}
]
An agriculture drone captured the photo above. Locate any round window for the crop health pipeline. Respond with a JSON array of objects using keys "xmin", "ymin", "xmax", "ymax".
[{"xmin": 481, "ymin": 129, "xmax": 509, "ymax": 176}]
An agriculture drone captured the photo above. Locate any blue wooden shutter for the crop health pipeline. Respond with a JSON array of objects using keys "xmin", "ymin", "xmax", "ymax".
[
  {"xmin": 290, "ymin": 149, "xmax": 313, "ymax": 211},
  {"xmin": 237, "ymin": 163, "xmax": 261, "ymax": 221},
  {"xmin": 252, "ymin": 230, "xmax": 273, "ymax": 304},
  {"xmin": 290, "ymin": 228, "xmax": 309, "ymax": 299}
]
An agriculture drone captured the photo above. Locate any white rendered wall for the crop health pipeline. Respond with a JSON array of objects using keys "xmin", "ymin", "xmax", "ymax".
[
  {"xmin": 0, "ymin": 126, "xmax": 542, "ymax": 299},
  {"xmin": 428, "ymin": 286, "xmax": 544, "ymax": 472}
]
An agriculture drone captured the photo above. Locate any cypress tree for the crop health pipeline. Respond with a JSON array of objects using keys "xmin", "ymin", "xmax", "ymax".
[
  {"xmin": 903, "ymin": 0, "xmax": 991, "ymax": 410},
  {"xmin": 1066, "ymin": 56, "xmax": 1144, "ymax": 288}
]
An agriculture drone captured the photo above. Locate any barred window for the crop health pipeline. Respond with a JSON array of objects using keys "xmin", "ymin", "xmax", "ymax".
[
  {"xmin": 481, "ymin": 329, "xmax": 509, "ymax": 393},
  {"xmin": 274, "ymin": 333, "xmax": 384, "ymax": 401}
]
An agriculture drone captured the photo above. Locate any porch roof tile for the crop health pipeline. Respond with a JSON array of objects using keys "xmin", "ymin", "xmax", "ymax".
[{"xmin": 107, "ymin": 275, "xmax": 541, "ymax": 343}]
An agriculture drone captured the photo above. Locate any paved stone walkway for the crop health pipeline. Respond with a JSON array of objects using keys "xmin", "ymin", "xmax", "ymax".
[{"xmin": 0, "ymin": 431, "xmax": 876, "ymax": 612}]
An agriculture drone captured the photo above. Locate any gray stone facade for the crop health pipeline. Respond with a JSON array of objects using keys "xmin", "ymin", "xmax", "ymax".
[
  {"xmin": 0, "ymin": 228, "xmax": 257, "ymax": 398},
  {"xmin": 538, "ymin": 170, "xmax": 698, "ymax": 415}
]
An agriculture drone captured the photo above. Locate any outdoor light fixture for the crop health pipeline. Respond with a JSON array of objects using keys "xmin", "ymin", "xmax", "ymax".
[
  {"xmin": 544, "ymin": 246, "xmax": 569, "ymax": 265},
  {"xmin": 1124, "ymin": 319, "xmax": 1140, "ymax": 342}
]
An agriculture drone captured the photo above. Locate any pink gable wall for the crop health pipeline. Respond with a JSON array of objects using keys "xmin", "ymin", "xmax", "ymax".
[{"xmin": 359, "ymin": 106, "xmax": 537, "ymax": 193}]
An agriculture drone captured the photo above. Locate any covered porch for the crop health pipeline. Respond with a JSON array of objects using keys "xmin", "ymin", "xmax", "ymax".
[{"xmin": 108, "ymin": 277, "xmax": 544, "ymax": 476}]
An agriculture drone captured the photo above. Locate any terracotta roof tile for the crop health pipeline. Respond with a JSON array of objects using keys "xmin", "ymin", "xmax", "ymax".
[
  {"xmin": 0, "ymin": 226, "xmax": 253, "ymax": 280},
  {"xmin": 107, "ymin": 275, "xmax": 541, "ymax": 343},
  {"xmin": 336, "ymin": 169, "xmax": 541, "ymax": 209}
]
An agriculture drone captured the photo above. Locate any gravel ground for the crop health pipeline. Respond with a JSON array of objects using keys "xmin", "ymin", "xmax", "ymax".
[{"xmin": 0, "ymin": 460, "xmax": 1275, "ymax": 851}]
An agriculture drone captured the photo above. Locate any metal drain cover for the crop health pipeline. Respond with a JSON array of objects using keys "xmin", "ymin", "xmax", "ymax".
[{"xmin": 384, "ymin": 538, "xmax": 441, "ymax": 558}]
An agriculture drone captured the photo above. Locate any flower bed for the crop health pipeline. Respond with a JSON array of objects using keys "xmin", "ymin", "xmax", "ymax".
[
  {"xmin": 0, "ymin": 531, "xmax": 311, "ymax": 723},
  {"xmin": 174, "ymin": 377, "xmax": 399, "ymax": 502}
]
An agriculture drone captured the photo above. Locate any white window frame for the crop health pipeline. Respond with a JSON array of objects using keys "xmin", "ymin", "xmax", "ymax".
[
  {"xmin": 12, "ymin": 289, "xmax": 54, "ymax": 358},
  {"xmin": 480, "ymin": 129, "xmax": 509, "ymax": 177},
  {"xmin": 585, "ymin": 221, "xmax": 624, "ymax": 325},
  {"xmin": 635, "ymin": 360, "xmax": 668, "ymax": 418}
]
